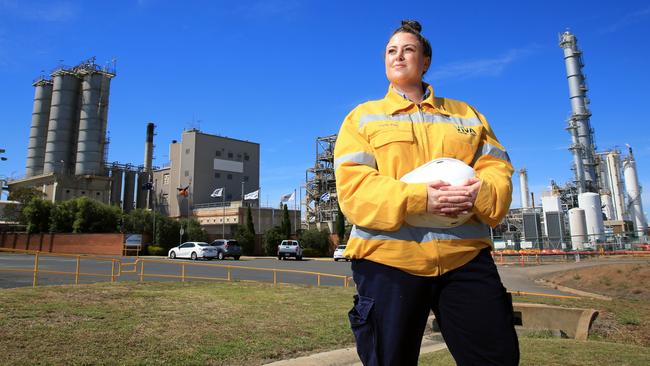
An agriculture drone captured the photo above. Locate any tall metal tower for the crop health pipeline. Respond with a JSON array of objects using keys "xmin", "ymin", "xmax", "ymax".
[
  {"xmin": 305, "ymin": 134, "xmax": 338, "ymax": 231},
  {"xmin": 560, "ymin": 31, "xmax": 599, "ymax": 193}
]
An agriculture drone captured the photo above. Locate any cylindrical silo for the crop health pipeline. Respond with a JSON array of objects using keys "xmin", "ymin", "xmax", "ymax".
[
  {"xmin": 560, "ymin": 31, "xmax": 599, "ymax": 192},
  {"xmin": 518, "ymin": 168, "xmax": 530, "ymax": 208},
  {"xmin": 43, "ymin": 69, "xmax": 80, "ymax": 175},
  {"xmin": 568, "ymin": 208, "xmax": 587, "ymax": 250},
  {"xmin": 75, "ymin": 71, "xmax": 112, "ymax": 175},
  {"xmin": 26, "ymin": 79, "xmax": 53, "ymax": 177},
  {"xmin": 123, "ymin": 170, "xmax": 136, "ymax": 213},
  {"xmin": 578, "ymin": 192, "xmax": 605, "ymax": 243},
  {"xmin": 606, "ymin": 151, "xmax": 626, "ymax": 221},
  {"xmin": 136, "ymin": 171, "xmax": 150, "ymax": 209},
  {"xmin": 600, "ymin": 194, "xmax": 615, "ymax": 221},
  {"xmin": 110, "ymin": 167, "xmax": 123, "ymax": 206},
  {"xmin": 623, "ymin": 147, "xmax": 647, "ymax": 237}
]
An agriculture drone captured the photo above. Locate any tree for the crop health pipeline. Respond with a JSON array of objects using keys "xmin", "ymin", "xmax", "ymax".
[
  {"xmin": 49, "ymin": 199, "xmax": 78, "ymax": 233},
  {"xmin": 155, "ymin": 215, "xmax": 181, "ymax": 251},
  {"xmin": 23, "ymin": 198, "xmax": 54, "ymax": 233},
  {"xmin": 264, "ymin": 226, "xmax": 283, "ymax": 255},
  {"xmin": 234, "ymin": 225, "xmax": 255, "ymax": 255},
  {"xmin": 179, "ymin": 218, "xmax": 209, "ymax": 243},
  {"xmin": 122, "ymin": 208, "xmax": 153, "ymax": 235},
  {"xmin": 300, "ymin": 228, "xmax": 331, "ymax": 256},
  {"xmin": 281, "ymin": 204, "xmax": 291, "ymax": 238},
  {"xmin": 246, "ymin": 206, "xmax": 255, "ymax": 234},
  {"xmin": 335, "ymin": 203, "xmax": 346, "ymax": 244},
  {"xmin": 5, "ymin": 186, "xmax": 45, "ymax": 224},
  {"xmin": 72, "ymin": 197, "xmax": 121, "ymax": 233}
]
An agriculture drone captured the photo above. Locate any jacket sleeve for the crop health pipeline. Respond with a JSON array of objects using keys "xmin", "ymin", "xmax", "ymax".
[
  {"xmin": 470, "ymin": 110, "xmax": 514, "ymax": 227},
  {"xmin": 334, "ymin": 110, "xmax": 428, "ymax": 231}
]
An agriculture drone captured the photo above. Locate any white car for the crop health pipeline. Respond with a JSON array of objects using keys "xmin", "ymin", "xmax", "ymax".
[
  {"xmin": 333, "ymin": 245, "xmax": 348, "ymax": 261},
  {"xmin": 168, "ymin": 242, "xmax": 217, "ymax": 260}
]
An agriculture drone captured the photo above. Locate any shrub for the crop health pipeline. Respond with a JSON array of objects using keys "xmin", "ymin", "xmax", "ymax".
[
  {"xmin": 300, "ymin": 228, "xmax": 331, "ymax": 256},
  {"xmin": 147, "ymin": 245, "xmax": 166, "ymax": 256},
  {"xmin": 301, "ymin": 247, "xmax": 322, "ymax": 258},
  {"xmin": 23, "ymin": 198, "xmax": 54, "ymax": 233},
  {"xmin": 264, "ymin": 227, "xmax": 283, "ymax": 256},
  {"xmin": 234, "ymin": 225, "xmax": 255, "ymax": 255}
]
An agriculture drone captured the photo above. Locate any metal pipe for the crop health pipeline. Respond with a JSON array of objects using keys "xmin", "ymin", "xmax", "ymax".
[{"xmin": 518, "ymin": 168, "xmax": 530, "ymax": 208}]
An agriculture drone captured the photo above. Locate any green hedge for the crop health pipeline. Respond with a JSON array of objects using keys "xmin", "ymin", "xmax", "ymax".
[{"xmin": 147, "ymin": 245, "xmax": 166, "ymax": 256}]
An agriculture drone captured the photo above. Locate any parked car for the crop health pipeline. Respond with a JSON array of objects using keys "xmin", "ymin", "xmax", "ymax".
[
  {"xmin": 333, "ymin": 245, "xmax": 348, "ymax": 261},
  {"xmin": 277, "ymin": 240, "xmax": 303, "ymax": 260},
  {"xmin": 210, "ymin": 239, "xmax": 242, "ymax": 260},
  {"xmin": 168, "ymin": 242, "xmax": 217, "ymax": 260}
]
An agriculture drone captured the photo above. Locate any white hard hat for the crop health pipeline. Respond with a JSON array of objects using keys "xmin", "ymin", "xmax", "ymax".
[{"xmin": 400, "ymin": 158, "xmax": 476, "ymax": 228}]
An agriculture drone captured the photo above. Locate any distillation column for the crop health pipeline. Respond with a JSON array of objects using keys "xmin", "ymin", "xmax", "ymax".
[
  {"xmin": 623, "ymin": 146, "xmax": 647, "ymax": 237},
  {"xmin": 560, "ymin": 31, "xmax": 598, "ymax": 192},
  {"xmin": 519, "ymin": 168, "xmax": 530, "ymax": 208}
]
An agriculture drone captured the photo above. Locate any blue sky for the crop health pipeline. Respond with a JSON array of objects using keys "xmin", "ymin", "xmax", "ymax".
[{"xmin": 1, "ymin": 0, "xmax": 649, "ymax": 215}]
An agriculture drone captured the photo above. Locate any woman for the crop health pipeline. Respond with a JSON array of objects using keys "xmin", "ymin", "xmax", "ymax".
[{"xmin": 334, "ymin": 20, "xmax": 519, "ymax": 365}]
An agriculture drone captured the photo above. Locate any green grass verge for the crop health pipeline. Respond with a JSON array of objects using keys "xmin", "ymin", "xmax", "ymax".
[
  {"xmin": 418, "ymin": 338, "xmax": 650, "ymax": 365},
  {"xmin": 0, "ymin": 281, "xmax": 356, "ymax": 365}
]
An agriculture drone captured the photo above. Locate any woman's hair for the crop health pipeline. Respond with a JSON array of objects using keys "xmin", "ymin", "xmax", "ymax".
[{"xmin": 390, "ymin": 20, "xmax": 432, "ymax": 59}]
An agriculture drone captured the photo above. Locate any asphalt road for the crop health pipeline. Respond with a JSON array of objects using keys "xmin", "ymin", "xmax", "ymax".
[{"xmin": 3, "ymin": 252, "xmax": 638, "ymax": 295}]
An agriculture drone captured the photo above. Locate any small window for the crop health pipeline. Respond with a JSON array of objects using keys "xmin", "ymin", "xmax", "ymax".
[
  {"xmin": 227, "ymin": 174, "xmax": 232, "ymax": 180},
  {"xmin": 228, "ymin": 152, "xmax": 233, "ymax": 158},
  {"xmin": 244, "ymin": 176, "xmax": 249, "ymax": 182},
  {"xmin": 215, "ymin": 172, "xmax": 220, "ymax": 178},
  {"xmin": 184, "ymin": 170, "xmax": 189, "ymax": 177},
  {"xmin": 65, "ymin": 189, "xmax": 70, "ymax": 193},
  {"xmin": 96, "ymin": 192, "xmax": 100, "ymax": 196},
  {"xmin": 216, "ymin": 151, "xmax": 221, "ymax": 157},
  {"xmin": 81, "ymin": 191, "xmax": 86, "ymax": 194},
  {"xmin": 244, "ymin": 154, "xmax": 250, "ymax": 161},
  {"xmin": 163, "ymin": 174, "xmax": 170, "ymax": 185},
  {"xmin": 185, "ymin": 148, "xmax": 190, "ymax": 154}
]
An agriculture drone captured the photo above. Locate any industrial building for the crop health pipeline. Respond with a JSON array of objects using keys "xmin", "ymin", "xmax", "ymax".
[
  {"xmin": 8, "ymin": 58, "xmax": 153, "ymax": 212},
  {"xmin": 152, "ymin": 129, "xmax": 299, "ymax": 238},
  {"xmin": 305, "ymin": 134, "xmax": 339, "ymax": 232}
]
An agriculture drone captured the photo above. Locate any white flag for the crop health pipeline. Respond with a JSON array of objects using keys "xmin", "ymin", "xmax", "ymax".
[
  {"xmin": 210, "ymin": 187, "xmax": 224, "ymax": 198},
  {"xmin": 280, "ymin": 192, "xmax": 295, "ymax": 203},
  {"xmin": 244, "ymin": 189, "xmax": 259, "ymax": 200}
]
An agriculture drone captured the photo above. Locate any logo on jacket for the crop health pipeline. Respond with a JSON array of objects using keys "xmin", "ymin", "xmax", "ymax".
[{"xmin": 455, "ymin": 125, "xmax": 477, "ymax": 136}]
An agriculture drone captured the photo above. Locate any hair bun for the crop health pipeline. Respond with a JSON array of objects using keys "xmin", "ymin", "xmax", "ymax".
[{"xmin": 401, "ymin": 20, "xmax": 422, "ymax": 33}]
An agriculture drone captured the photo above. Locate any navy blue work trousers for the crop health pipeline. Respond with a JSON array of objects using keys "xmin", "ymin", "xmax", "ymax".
[{"xmin": 348, "ymin": 248, "xmax": 519, "ymax": 366}]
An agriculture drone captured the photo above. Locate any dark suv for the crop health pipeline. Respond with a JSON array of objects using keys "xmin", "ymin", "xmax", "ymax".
[{"xmin": 209, "ymin": 239, "xmax": 242, "ymax": 260}]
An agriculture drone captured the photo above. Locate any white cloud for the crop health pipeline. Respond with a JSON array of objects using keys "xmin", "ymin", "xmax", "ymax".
[
  {"xmin": 600, "ymin": 6, "xmax": 650, "ymax": 34},
  {"xmin": 428, "ymin": 46, "xmax": 537, "ymax": 82}
]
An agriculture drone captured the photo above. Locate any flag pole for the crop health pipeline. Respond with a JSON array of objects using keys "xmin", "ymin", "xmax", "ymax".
[
  {"xmin": 222, "ymin": 187, "xmax": 226, "ymax": 239},
  {"xmin": 258, "ymin": 187, "xmax": 261, "ymax": 234},
  {"xmin": 293, "ymin": 188, "xmax": 297, "ymax": 234}
]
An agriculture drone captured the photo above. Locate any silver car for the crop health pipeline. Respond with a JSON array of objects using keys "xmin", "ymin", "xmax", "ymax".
[{"xmin": 168, "ymin": 242, "xmax": 217, "ymax": 260}]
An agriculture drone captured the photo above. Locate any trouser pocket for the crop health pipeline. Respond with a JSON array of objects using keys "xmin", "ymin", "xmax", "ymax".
[{"xmin": 348, "ymin": 294, "xmax": 377, "ymax": 365}]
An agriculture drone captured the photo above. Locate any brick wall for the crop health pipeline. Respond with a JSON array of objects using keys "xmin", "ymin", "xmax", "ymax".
[{"xmin": 0, "ymin": 232, "xmax": 125, "ymax": 256}]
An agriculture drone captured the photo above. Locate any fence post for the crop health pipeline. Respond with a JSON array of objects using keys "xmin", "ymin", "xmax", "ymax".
[
  {"xmin": 75, "ymin": 256, "xmax": 81, "ymax": 285},
  {"xmin": 227, "ymin": 267, "xmax": 231, "ymax": 282},
  {"xmin": 140, "ymin": 260, "xmax": 145, "ymax": 282},
  {"xmin": 273, "ymin": 270, "xmax": 277, "ymax": 287},
  {"xmin": 111, "ymin": 260, "xmax": 115, "ymax": 283},
  {"xmin": 181, "ymin": 264, "xmax": 185, "ymax": 282},
  {"xmin": 32, "ymin": 252, "xmax": 40, "ymax": 288},
  {"xmin": 317, "ymin": 274, "xmax": 321, "ymax": 287}
]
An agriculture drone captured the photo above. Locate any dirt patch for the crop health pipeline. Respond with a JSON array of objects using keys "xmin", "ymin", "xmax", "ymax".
[{"xmin": 545, "ymin": 261, "xmax": 650, "ymax": 300}]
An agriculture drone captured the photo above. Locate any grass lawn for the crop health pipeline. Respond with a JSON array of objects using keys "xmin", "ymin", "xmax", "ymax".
[
  {"xmin": 419, "ymin": 337, "xmax": 650, "ymax": 365},
  {"xmin": 0, "ymin": 281, "xmax": 356, "ymax": 365}
]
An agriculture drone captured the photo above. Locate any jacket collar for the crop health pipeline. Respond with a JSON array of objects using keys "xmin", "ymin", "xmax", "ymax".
[{"xmin": 384, "ymin": 83, "xmax": 450, "ymax": 115}]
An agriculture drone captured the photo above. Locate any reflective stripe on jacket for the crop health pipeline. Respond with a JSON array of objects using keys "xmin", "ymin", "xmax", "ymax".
[{"xmin": 334, "ymin": 84, "xmax": 513, "ymax": 276}]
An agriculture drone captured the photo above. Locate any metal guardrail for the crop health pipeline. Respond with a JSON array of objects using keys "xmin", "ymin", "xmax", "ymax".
[{"xmin": 0, "ymin": 248, "xmax": 353, "ymax": 289}]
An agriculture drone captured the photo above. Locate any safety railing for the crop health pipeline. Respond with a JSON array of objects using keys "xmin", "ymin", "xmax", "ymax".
[{"xmin": 0, "ymin": 248, "xmax": 353, "ymax": 289}]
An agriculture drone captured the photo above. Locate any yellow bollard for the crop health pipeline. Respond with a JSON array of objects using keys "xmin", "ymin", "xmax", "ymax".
[
  {"xmin": 273, "ymin": 270, "xmax": 277, "ymax": 287},
  {"xmin": 111, "ymin": 260, "xmax": 115, "ymax": 283},
  {"xmin": 75, "ymin": 256, "xmax": 81, "ymax": 285},
  {"xmin": 317, "ymin": 274, "xmax": 321, "ymax": 287},
  {"xmin": 227, "ymin": 267, "xmax": 231, "ymax": 281},
  {"xmin": 32, "ymin": 252, "xmax": 40, "ymax": 288},
  {"xmin": 181, "ymin": 264, "xmax": 185, "ymax": 282},
  {"xmin": 140, "ymin": 260, "xmax": 145, "ymax": 282}
]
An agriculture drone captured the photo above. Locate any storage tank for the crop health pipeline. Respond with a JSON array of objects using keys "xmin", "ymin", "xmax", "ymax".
[
  {"xmin": 568, "ymin": 208, "xmax": 587, "ymax": 250},
  {"xmin": 75, "ymin": 71, "xmax": 112, "ymax": 175},
  {"xmin": 541, "ymin": 194, "xmax": 561, "ymax": 213},
  {"xmin": 43, "ymin": 69, "xmax": 80, "ymax": 175},
  {"xmin": 518, "ymin": 168, "xmax": 530, "ymax": 208},
  {"xmin": 123, "ymin": 170, "xmax": 136, "ymax": 213},
  {"xmin": 600, "ymin": 194, "xmax": 615, "ymax": 221},
  {"xmin": 606, "ymin": 151, "xmax": 626, "ymax": 221},
  {"xmin": 578, "ymin": 192, "xmax": 605, "ymax": 243},
  {"xmin": 26, "ymin": 79, "xmax": 53, "ymax": 177},
  {"xmin": 109, "ymin": 167, "xmax": 123, "ymax": 206},
  {"xmin": 623, "ymin": 147, "xmax": 647, "ymax": 237}
]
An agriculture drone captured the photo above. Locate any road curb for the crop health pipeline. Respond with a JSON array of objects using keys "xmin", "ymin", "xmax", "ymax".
[{"xmin": 263, "ymin": 339, "xmax": 446, "ymax": 365}]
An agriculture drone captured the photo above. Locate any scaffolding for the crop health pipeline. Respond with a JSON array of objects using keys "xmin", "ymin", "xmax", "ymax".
[{"xmin": 305, "ymin": 134, "xmax": 338, "ymax": 230}]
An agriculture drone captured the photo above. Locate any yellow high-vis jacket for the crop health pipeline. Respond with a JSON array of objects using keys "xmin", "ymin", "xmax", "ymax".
[{"xmin": 334, "ymin": 84, "xmax": 513, "ymax": 276}]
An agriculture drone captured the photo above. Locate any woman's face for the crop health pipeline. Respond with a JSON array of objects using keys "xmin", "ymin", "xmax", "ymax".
[{"xmin": 385, "ymin": 32, "xmax": 430, "ymax": 87}]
